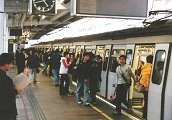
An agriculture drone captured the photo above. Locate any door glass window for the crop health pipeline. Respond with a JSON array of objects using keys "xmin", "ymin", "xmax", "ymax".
[
  {"xmin": 103, "ymin": 49, "xmax": 109, "ymax": 71},
  {"xmin": 126, "ymin": 49, "xmax": 133, "ymax": 65},
  {"xmin": 109, "ymin": 49, "xmax": 125, "ymax": 73},
  {"xmin": 152, "ymin": 50, "xmax": 166, "ymax": 85}
]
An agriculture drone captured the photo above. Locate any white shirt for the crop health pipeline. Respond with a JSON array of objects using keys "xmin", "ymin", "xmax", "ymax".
[
  {"xmin": 116, "ymin": 64, "xmax": 135, "ymax": 84},
  {"xmin": 59, "ymin": 57, "xmax": 68, "ymax": 74}
]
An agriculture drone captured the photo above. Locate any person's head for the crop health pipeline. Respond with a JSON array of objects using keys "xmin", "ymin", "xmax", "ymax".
[
  {"xmin": 146, "ymin": 55, "xmax": 153, "ymax": 64},
  {"xmin": 83, "ymin": 52, "xmax": 90, "ymax": 62},
  {"xmin": 64, "ymin": 51, "xmax": 69, "ymax": 58},
  {"xmin": 0, "ymin": 53, "xmax": 14, "ymax": 71},
  {"xmin": 119, "ymin": 55, "xmax": 126, "ymax": 65},
  {"xmin": 157, "ymin": 61, "xmax": 164, "ymax": 70},
  {"xmin": 139, "ymin": 61, "xmax": 145, "ymax": 67}
]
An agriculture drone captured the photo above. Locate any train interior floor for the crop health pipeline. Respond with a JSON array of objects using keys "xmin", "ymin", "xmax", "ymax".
[{"xmin": 7, "ymin": 67, "xmax": 138, "ymax": 120}]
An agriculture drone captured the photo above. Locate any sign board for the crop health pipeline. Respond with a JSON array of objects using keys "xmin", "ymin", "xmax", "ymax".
[{"xmin": 71, "ymin": 0, "xmax": 149, "ymax": 19}]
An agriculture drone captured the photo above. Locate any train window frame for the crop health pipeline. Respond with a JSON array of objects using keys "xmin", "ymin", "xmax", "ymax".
[
  {"xmin": 109, "ymin": 49, "xmax": 125, "ymax": 73},
  {"xmin": 126, "ymin": 49, "xmax": 133, "ymax": 65},
  {"xmin": 152, "ymin": 50, "xmax": 166, "ymax": 85},
  {"xmin": 103, "ymin": 49, "xmax": 110, "ymax": 71}
]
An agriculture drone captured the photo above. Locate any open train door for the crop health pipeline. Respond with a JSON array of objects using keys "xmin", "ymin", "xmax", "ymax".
[
  {"xmin": 101, "ymin": 45, "xmax": 111, "ymax": 97},
  {"xmin": 148, "ymin": 44, "xmax": 170, "ymax": 120},
  {"xmin": 125, "ymin": 44, "xmax": 135, "ymax": 103}
]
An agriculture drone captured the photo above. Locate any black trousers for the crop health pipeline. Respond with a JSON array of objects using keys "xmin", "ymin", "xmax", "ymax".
[
  {"xmin": 115, "ymin": 84, "xmax": 129, "ymax": 113},
  {"xmin": 0, "ymin": 116, "xmax": 16, "ymax": 120},
  {"xmin": 143, "ymin": 91, "xmax": 148, "ymax": 119},
  {"xmin": 60, "ymin": 74, "xmax": 69, "ymax": 95},
  {"xmin": 17, "ymin": 66, "xmax": 25, "ymax": 74}
]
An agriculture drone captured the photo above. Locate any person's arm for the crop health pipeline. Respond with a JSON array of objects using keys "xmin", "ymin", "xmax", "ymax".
[
  {"xmin": 128, "ymin": 66, "xmax": 136, "ymax": 82},
  {"xmin": 62, "ymin": 59, "xmax": 71, "ymax": 68}
]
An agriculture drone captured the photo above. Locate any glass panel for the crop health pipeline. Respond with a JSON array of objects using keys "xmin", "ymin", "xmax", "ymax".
[
  {"xmin": 103, "ymin": 49, "xmax": 109, "ymax": 71},
  {"xmin": 152, "ymin": 50, "xmax": 166, "ymax": 85},
  {"xmin": 109, "ymin": 49, "xmax": 125, "ymax": 73},
  {"xmin": 126, "ymin": 49, "xmax": 133, "ymax": 65}
]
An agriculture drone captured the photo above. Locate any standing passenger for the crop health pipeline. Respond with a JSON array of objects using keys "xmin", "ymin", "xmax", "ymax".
[
  {"xmin": 89, "ymin": 54, "xmax": 99, "ymax": 104},
  {"xmin": 139, "ymin": 55, "xmax": 153, "ymax": 119},
  {"xmin": 50, "ymin": 49, "xmax": 61, "ymax": 87},
  {"xmin": 16, "ymin": 48, "xmax": 25, "ymax": 74},
  {"xmin": 27, "ymin": 50, "xmax": 40, "ymax": 83},
  {"xmin": 0, "ymin": 53, "xmax": 22, "ymax": 120},
  {"xmin": 76, "ymin": 52, "xmax": 91, "ymax": 106},
  {"xmin": 114, "ymin": 55, "xmax": 136, "ymax": 115},
  {"xmin": 59, "ymin": 51, "xmax": 71, "ymax": 95}
]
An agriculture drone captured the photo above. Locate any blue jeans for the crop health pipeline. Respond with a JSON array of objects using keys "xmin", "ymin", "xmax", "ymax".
[
  {"xmin": 76, "ymin": 81, "xmax": 90, "ymax": 104},
  {"xmin": 29, "ymin": 68, "xmax": 37, "ymax": 81},
  {"xmin": 52, "ymin": 69, "xmax": 59, "ymax": 85}
]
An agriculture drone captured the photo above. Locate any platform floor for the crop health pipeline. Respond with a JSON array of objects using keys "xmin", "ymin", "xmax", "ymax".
[{"xmin": 8, "ymin": 67, "xmax": 140, "ymax": 120}]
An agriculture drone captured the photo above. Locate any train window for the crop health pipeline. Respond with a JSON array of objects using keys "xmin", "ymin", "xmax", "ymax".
[
  {"xmin": 92, "ymin": 49, "xmax": 96, "ymax": 54},
  {"xmin": 152, "ymin": 50, "xmax": 166, "ymax": 85},
  {"xmin": 103, "ymin": 49, "xmax": 109, "ymax": 71},
  {"xmin": 109, "ymin": 49, "xmax": 125, "ymax": 73},
  {"xmin": 126, "ymin": 49, "xmax": 132, "ymax": 65}
]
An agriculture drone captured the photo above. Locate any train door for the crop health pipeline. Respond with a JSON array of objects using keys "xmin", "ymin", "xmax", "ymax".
[
  {"xmin": 132, "ymin": 44, "xmax": 155, "ymax": 116},
  {"xmin": 148, "ymin": 44, "xmax": 169, "ymax": 120},
  {"xmin": 107, "ymin": 45, "xmax": 125, "ymax": 99},
  {"xmin": 101, "ymin": 45, "xmax": 110, "ymax": 97}
]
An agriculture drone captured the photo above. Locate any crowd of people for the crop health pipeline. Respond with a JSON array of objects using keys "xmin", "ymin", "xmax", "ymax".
[{"xmin": 0, "ymin": 47, "xmax": 155, "ymax": 120}]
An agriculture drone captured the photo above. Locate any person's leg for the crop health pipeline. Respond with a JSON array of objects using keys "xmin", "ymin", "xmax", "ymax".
[
  {"xmin": 115, "ymin": 85, "xmax": 123, "ymax": 114},
  {"xmin": 83, "ymin": 82, "xmax": 90, "ymax": 105},
  {"xmin": 122, "ymin": 86, "xmax": 129, "ymax": 109},
  {"xmin": 29, "ymin": 68, "xmax": 33, "ymax": 80},
  {"xmin": 52, "ymin": 69, "xmax": 58, "ymax": 86},
  {"xmin": 76, "ymin": 81, "xmax": 82, "ymax": 103},
  {"xmin": 64, "ymin": 74, "xmax": 69, "ymax": 95},
  {"xmin": 60, "ymin": 75, "xmax": 65, "ymax": 95},
  {"xmin": 33, "ymin": 68, "xmax": 37, "ymax": 82},
  {"xmin": 143, "ymin": 91, "xmax": 148, "ymax": 119}
]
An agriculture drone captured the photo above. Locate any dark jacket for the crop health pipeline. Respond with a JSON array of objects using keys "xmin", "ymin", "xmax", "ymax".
[
  {"xmin": 50, "ymin": 53, "xmax": 61, "ymax": 69},
  {"xmin": 27, "ymin": 54, "xmax": 40, "ymax": 68},
  {"xmin": 77, "ymin": 61, "xmax": 91, "ymax": 81},
  {"xmin": 0, "ymin": 69, "xmax": 17, "ymax": 118}
]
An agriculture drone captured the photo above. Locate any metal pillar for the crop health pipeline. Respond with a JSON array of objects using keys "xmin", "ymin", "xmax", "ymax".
[{"xmin": 0, "ymin": 0, "xmax": 5, "ymax": 54}]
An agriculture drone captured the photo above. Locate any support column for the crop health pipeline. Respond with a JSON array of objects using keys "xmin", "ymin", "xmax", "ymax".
[{"xmin": 0, "ymin": 0, "xmax": 5, "ymax": 54}]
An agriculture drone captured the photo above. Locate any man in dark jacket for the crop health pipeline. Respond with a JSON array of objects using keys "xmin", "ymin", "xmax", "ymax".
[
  {"xmin": 76, "ymin": 52, "xmax": 91, "ymax": 106},
  {"xmin": 27, "ymin": 50, "xmax": 40, "ymax": 83},
  {"xmin": 0, "ymin": 53, "xmax": 21, "ymax": 120},
  {"xmin": 50, "ymin": 49, "xmax": 61, "ymax": 86},
  {"xmin": 15, "ymin": 48, "xmax": 26, "ymax": 74}
]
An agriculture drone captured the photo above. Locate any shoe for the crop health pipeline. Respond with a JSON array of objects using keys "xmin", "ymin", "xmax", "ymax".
[
  {"xmin": 77, "ymin": 101, "xmax": 82, "ymax": 105},
  {"xmin": 33, "ymin": 80, "xmax": 37, "ymax": 83},
  {"xmin": 84, "ymin": 103, "xmax": 90, "ymax": 107},
  {"xmin": 112, "ymin": 111, "xmax": 121, "ymax": 116}
]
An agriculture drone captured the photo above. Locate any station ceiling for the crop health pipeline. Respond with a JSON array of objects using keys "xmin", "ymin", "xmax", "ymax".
[{"xmin": 5, "ymin": 0, "xmax": 77, "ymax": 42}]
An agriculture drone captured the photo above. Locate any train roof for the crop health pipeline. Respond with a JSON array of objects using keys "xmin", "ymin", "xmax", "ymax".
[{"xmin": 51, "ymin": 20, "xmax": 172, "ymax": 44}]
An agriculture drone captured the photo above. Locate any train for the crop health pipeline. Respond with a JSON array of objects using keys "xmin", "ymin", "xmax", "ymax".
[{"xmin": 33, "ymin": 22, "xmax": 172, "ymax": 120}]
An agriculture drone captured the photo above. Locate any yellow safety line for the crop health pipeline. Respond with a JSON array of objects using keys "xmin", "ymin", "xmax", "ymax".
[{"xmin": 90, "ymin": 104, "xmax": 113, "ymax": 120}]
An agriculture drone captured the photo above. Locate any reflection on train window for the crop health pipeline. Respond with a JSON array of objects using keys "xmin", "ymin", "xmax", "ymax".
[
  {"xmin": 152, "ymin": 50, "xmax": 166, "ymax": 85},
  {"xmin": 126, "ymin": 49, "xmax": 132, "ymax": 65},
  {"xmin": 103, "ymin": 49, "xmax": 109, "ymax": 71},
  {"xmin": 92, "ymin": 49, "xmax": 96, "ymax": 54},
  {"xmin": 109, "ymin": 49, "xmax": 125, "ymax": 72}
]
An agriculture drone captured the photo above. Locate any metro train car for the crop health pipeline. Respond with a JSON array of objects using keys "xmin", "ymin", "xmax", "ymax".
[{"xmin": 34, "ymin": 23, "xmax": 172, "ymax": 120}]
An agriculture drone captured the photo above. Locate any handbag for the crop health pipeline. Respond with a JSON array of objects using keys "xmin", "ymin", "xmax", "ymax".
[{"xmin": 134, "ymin": 82, "xmax": 144, "ymax": 93}]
